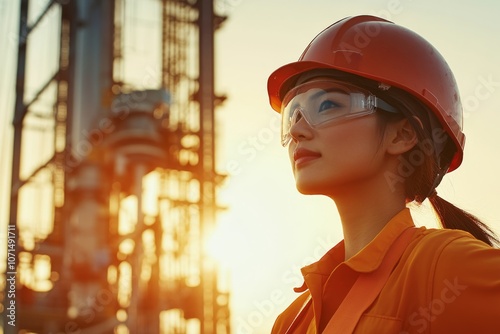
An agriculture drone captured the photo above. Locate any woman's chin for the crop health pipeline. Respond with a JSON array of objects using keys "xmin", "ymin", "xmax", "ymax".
[{"xmin": 295, "ymin": 181, "xmax": 331, "ymax": 196}]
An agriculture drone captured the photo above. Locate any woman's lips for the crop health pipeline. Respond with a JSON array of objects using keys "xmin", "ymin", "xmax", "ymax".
[{"xmin": 293, "ymin": 147, "xmax": 322, "ymax": 166}]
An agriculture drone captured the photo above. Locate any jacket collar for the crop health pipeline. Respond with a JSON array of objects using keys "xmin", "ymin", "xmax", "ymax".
[
  {"xmin": 345, "ymin": 208, "xmax": 415, "ymax": 273},
  {"xmin": 299, "ymin": 207, "xmax": 415, "ymax": 286}
]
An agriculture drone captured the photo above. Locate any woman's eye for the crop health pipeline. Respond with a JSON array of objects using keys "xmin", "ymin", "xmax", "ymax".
[{"xmin": 318, "ymin": 100, "xmax": 339, "ymax": 112}]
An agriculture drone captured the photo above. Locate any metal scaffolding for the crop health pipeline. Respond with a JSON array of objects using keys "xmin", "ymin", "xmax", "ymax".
[{"xmin": 2, "ymin": 0, "xmax": 230, "ymax": 333}]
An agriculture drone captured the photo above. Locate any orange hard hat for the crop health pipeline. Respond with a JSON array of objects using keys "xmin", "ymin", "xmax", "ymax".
[{"xmin": 267, "ymin": 15, "xmax": 465, "ymax": 172}]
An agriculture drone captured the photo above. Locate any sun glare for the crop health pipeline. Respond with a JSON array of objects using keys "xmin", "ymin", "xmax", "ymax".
[{"xmin": 205, "ymin": 212, "xmax": 241, "ymax": 269}]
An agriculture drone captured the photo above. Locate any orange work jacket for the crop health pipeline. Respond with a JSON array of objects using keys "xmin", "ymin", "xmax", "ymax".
[{"xmin": 271, "ymin": 208, "xmax": 500, "ymax": 333}]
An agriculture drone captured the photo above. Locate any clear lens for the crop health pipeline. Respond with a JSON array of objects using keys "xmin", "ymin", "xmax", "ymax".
[{"xmin": 280, "ymin": 80, "xmax": 395, "ymax": 146}]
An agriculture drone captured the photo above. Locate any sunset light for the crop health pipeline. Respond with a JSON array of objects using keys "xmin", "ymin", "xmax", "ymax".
[{"xmin": 1, "ymin": 0, "xmax": 500, "ymax": 333}]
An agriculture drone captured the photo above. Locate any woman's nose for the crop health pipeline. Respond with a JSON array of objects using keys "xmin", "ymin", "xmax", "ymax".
[{"xmin": 289, "ymin": 111, "xmax": 313, "ymax": 143}]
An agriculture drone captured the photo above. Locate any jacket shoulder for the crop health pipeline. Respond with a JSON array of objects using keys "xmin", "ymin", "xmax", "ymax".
[
  {"xmin": 400, "ymin": 226, "xmax": 500, "ymax": 293},
  {"xmin": 410, "ymin": 227, "xmax": 491, "ymax": 257},
  {"xmin": 400, "ymin": 227, "xmax": 500, "ymax": 333}
]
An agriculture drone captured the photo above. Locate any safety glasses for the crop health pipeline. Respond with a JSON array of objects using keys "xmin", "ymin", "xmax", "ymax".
[{"xmin": 280, "ymin": 80, "xmax": 399, "ymax": 146}]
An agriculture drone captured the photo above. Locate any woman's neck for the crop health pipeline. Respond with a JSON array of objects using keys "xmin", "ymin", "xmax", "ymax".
[{"xmin": 332, "ymin": 179, "xmax": 406, "ymax": 260}]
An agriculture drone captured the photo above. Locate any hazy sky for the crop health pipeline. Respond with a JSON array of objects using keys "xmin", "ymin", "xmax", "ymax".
[{"xmin": 1, "ymin": 0, "xmax": 500, "ymax": 333}]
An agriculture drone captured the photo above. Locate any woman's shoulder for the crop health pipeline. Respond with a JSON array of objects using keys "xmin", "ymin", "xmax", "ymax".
[
  {"xmin": 414, "ymin": 226, "xmax": 497, "ymax": 251},
  {"xmin": 409, "ymin": 226, "xmax": 500, "ymax": 275},
  {"xmin": 405, "ymin": 228, "xmax": 500, "ymax": 332}
]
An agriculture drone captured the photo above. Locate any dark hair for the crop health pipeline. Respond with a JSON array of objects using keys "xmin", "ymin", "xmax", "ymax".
[{"xmin": 376, "ymin": 88, "xmax": 500, "ymax": 247}]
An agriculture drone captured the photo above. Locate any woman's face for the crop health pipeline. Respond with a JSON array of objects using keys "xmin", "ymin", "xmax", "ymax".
[{"xmin": 285, "ymin": 80, "xmax": 389, "ymax": 197}]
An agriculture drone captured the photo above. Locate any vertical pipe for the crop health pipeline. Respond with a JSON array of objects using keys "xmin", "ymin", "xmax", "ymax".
[
  {"xmin": 62, "ymin": 1, "xmax": 115, "ymax": 332},
  {"xmin": 3, "ymin": 1, "xmax": 29, "ymax": 333},
  {"xmin": 198, "ymin": 0, "xmax": 216, "ymax": 333},
  {"xmin": 71, "ymin": 0, "xmax": 114, "ymax": 156},
  {"xmin": 199, "ymin": 0, "xmax": 216, "ymax": 168}
]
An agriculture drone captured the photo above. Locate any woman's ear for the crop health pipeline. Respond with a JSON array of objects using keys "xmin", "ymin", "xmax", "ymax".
[{"xmin": 385, "ymin": 117, "xmax": 419, "ymax": 155}]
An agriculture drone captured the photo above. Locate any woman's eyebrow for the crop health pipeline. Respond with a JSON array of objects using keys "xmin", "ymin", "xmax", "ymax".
[
  {"xmin": 307, "ymin": 88, "xmax": 347, "ymax": 102},
  {"xmin": 289, "ymin": 87, "xmax": 347, "ymax": 110}
]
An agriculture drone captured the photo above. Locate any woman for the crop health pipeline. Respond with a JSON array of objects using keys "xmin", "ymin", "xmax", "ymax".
[{"xmin": 267, "ymin": 15, "xmax": 500, "ymax": 333}]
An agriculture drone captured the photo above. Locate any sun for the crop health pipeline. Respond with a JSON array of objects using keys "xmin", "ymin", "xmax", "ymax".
[{"xmin": 204, "ymin": 210, "xmax": 244, "ymax": 269}]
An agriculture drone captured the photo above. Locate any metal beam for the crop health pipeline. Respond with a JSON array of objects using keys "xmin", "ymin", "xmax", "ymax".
[{"xmin": 4, "ymin": 1, "xmax": 29, "ymax": 332}]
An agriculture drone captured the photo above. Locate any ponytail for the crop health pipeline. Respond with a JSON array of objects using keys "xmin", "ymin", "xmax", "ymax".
[
  {"xmin": 429, "ymin": 195, "xmax": 499, "ymax": 247},
  {"xmin": 373, "ymin": 86, "xmax": 499, "ymax": 248}
]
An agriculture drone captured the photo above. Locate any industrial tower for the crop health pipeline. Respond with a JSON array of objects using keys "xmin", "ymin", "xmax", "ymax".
[{"xmin": 2, "ymin": 0, "xmax": 230, "ymax": 333}]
